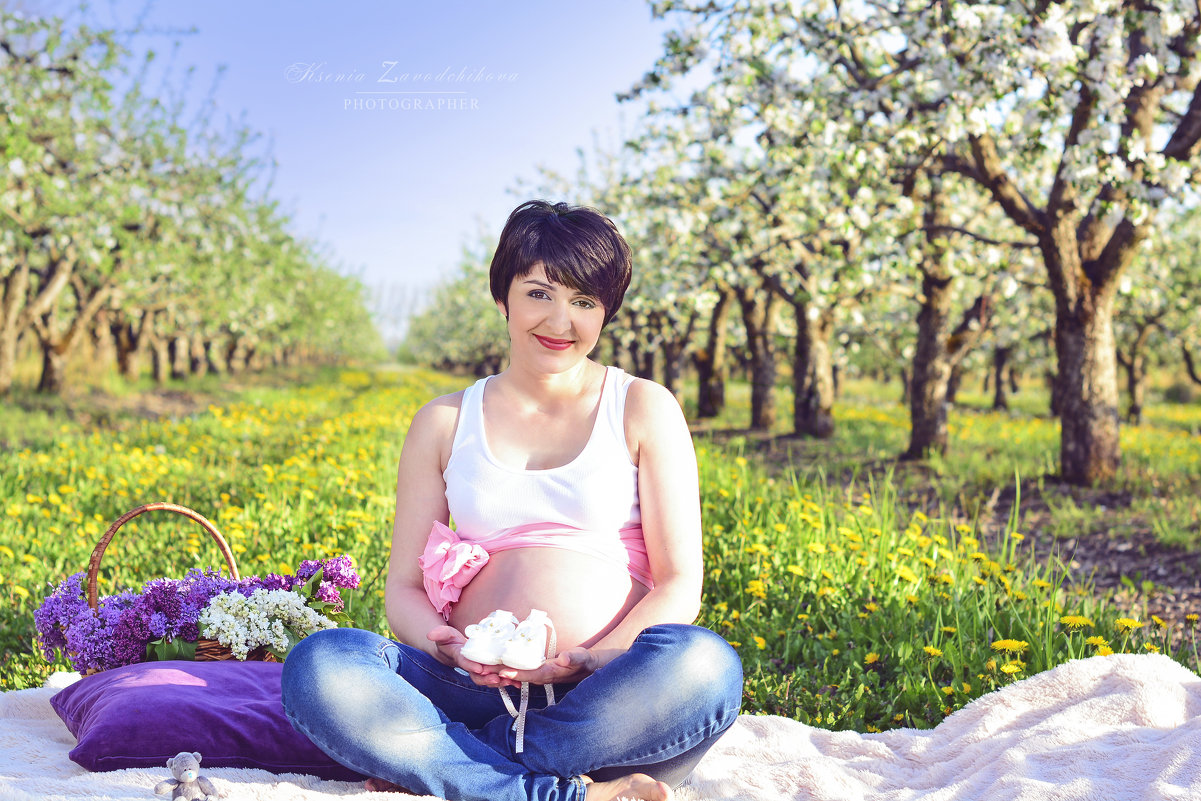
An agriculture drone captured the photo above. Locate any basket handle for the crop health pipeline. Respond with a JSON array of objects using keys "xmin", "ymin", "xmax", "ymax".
[{"xmin": 86, "ymin": 502, "xmax": 240, "ymax": 610}]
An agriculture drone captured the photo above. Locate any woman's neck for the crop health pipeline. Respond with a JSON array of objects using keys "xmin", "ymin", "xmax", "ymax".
[{"xmin": 498, "ymin": 359, "xmax": 604, "ymax": 407}]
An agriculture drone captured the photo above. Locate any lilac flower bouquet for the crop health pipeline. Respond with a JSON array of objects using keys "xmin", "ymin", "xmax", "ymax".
[{"xmin": 34, "ymin": 555, "xmax": 361, "ymax": 673}]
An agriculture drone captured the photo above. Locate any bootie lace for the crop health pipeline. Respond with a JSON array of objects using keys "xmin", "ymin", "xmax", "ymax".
[{"xmin": 497, "ymin": 614, "xmax": 557, "ymax": 754}]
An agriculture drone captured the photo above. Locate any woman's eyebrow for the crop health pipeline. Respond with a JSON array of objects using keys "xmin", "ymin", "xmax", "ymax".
[{"xmin": 521, "ymin": 278, "xmax": 597, "ymax": 301}]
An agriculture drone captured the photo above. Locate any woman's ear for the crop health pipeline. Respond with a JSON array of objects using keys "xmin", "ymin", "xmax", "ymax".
[{"xmin": 495, "ymin": 299, "xmax": 508, "ymax": 321}]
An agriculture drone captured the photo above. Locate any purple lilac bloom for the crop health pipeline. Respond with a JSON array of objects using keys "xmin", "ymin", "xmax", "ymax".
[
  {"xmin": 34, "ymin": 572, "xmax": 90, "ymax": 661},
  {"xmin": 63, "ymin": 592, "xmax": 139, "ymax": 673},
  {"xmin": 148, "ymin": 612, "xmax": 169, "ymax": 639},
  {"xmin": 136, "ymin": 579, "xmax": 185, "ymax": 639},
  {"xmin": 298, "ymin": 555, "xmax": 360, "ymax": 589},
  {"xmin": 257, "ymin": 573, "xmax": 301, "ymax": 592},
  {"xmin": 315, "ymin": 581, "xmax": 344, "ymax": 611},
  {"xmin": 180, "ymin": 567, "xmax": 241, "ymax": 608}
]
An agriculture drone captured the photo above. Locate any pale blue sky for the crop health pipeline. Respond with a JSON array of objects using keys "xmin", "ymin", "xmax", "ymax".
[{"xmin": 59, "ymin": 1, "xmax": 675, "ymax": 336}]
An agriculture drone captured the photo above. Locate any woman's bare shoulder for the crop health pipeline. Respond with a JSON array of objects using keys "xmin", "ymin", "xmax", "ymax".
[
  {"xmin": 623, "ymin": 377, "xmax": 684, "ymax": 425},
  {"xmin": 404, "ymin": 390, "xmax": 466, "ymax": 456},
  {"xmin": 621, "ymin": 377, "xmax": 690, "ymax": 462}
]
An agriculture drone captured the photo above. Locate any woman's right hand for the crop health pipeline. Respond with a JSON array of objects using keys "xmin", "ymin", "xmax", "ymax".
[{"xmin": 427, "ymin": 625, "xmax": 511, "ymax": 687}]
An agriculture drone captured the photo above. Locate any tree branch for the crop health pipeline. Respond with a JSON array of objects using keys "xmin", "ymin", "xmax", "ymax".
[
  {"xmin": 1183, "ymin": 343, "xmax": 1201, "ymax": 387},
  {"xmin": 1162, "ymin": 81, "xmax": 1201, "ymax": 161},
  {"xmin": 963, "ymin": 133, "xmax": 1046, "ymax": 236}
]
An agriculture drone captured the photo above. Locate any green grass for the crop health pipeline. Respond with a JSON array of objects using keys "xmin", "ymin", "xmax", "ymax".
[{"xmin": 1, "ymin": 366, "xmax": 1197, "ymax": 736}]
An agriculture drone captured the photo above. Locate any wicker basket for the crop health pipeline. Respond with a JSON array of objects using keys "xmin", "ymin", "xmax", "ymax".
[{"xmin": 86, "ymin": 502, "xmax": 278, "ymax": 665}]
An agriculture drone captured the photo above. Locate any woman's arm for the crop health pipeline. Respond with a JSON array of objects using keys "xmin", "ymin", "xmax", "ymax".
[
  {"xmin": 501, "ymin": 378, "xmax": 704, "ymax": 683},
  {"xmin": 383, "ymin": 395, "xmax": 462, "ymax": 661}
]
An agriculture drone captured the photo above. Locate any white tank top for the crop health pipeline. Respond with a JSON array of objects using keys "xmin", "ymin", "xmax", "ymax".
[{"xmin": 443, "ymin": 365, "xmax": 641, "ymax": 538}]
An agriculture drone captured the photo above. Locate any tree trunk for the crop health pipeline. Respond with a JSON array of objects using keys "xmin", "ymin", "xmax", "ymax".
[
  {"xmin": 993, "ymin": 346, "xmax": 1011, "ymax": 410},
  {"xmin": 169, "ymin": 336, "xmax": 189, "ymax": 379},
  {"xmin": 0, "ymin": 262, "xmax": 29, "ymax": 396},
  {"xmin": 946, "ymin": 365, "xmax": 963, "ymax": 406},
  {"xmin": 736, "ymin": 281, "xmax": 778, "ymax": 431},
  {"xmin": 1116, "ymin": 322, "xmax": 1156, "ymax": 426},
  {"xmin": 903, "ymin": 270, "xmax": 955, "ymax": 459},
  {"xmin": 792, "ymin": 300, "xmax": 835, "ymax": 438},
  {"xmin": 1183, "ymin": 344, "xmax": 1201, "ymax": 387},
  {"xmin": 37, "ymin": 341, "xmax": 67, "ymax": 394},
  {"xmin": 695, "ymin": 287, "xmax": 733, "ymax": 419},
  {"xmin": 32, "ymin": 276, "xmax": 112, "ymax": 395},
  {"xmin": 111, "ymin": 318, "xmax": 143, "ymax": 381},
  {"xmin": 204, "ymin": 340, "xmax": 222, "ymax": 375},
  {"xmin": 1052, "ymin": 278, "xmax": 1121, "ymax": 483},
  {"xmin": 189, "ymin": 336, "xmax": 208, "ymax": 377},
  {"xmin": 903, "ymin": 178, "xmax": 955, "ymax": 461},
  {"xmin": 1123, "ymin": 351, "xmax": 1145, "ymax": 425}
]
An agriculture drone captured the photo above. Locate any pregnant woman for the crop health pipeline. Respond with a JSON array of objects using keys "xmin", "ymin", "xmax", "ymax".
[{"xmin": 282, "ymin": 200, "xmax": 743, "ymax": 801}]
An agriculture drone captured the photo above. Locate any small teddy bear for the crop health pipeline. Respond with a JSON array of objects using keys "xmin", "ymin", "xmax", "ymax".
[{"xmin": 154, "ymin": 751, "xmax": 219, "ymax": 801}]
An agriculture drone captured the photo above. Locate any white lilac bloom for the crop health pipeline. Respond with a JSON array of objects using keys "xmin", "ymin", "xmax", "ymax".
[{"xmin": 199, "ymin": 588, "xmax": 337, "ymax": 660}]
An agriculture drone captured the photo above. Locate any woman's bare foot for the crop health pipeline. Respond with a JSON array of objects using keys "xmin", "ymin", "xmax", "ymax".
[
  {"xmin": 583, "ymin": 773, "xmax": 672, "ymax": 801},
  {"xmin": 364, "ymin": 777, "xmax": 413, "ymax": 794}
]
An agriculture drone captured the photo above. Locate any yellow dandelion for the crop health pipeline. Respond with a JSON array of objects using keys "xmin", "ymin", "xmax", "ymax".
[
  {"xmin": 941, "ymin": 686, "xmax": 954, "ymax": 696},
  {"xmin": 1010, "ymin": 532, "xmax": 1025, "ymax": 541},
  {"xmin": 1187, "ymin": 614, "xmax": 1199, "ymax": 626},
  {"xmin": 1097, "ymin": 645, "xmax": 1114, "ymax": 655},
  {"xmin": 745, "ymin": 580, "xmax": 767, "ymax": 599},
  {"xmin": 1144, "ymin": 643, "xmax": 1160, "ymax": 653},
  {"xmin": 753, "ymin": 636, "xmax": 767, "ymax": 650},
  {"xmin": 942, "ymin": 626, "xmax": 957, "ymax": 635},
  {"xmin": 1152, "ymin": 616, "xmax": 1168, "ymax": 629},
  {"xmin": 865, "ymin": 652, "xmax": 880, "ymax": 665},
  {"xmin": 1060, "ymin": 615, "xmax": 1094, "ymax": 629},
  {"xmin": 1115, "ymin": 618, "xmax": 1143, "ymax": 633},
  {"xmin": 1085, "ymin": 636, "xmax": 1109, "ymax": 648},
  {"xmin": 897, "ymin": 565, "xmax": 920, "ymax": 583},
  {"xmin": 1033, "ymin": 579, "xmax": 1052, "ymax": 590},
  {"xmin": 991, "ymin": 639, "xmax": 1029, "ymax": 654},
  {"xmin": 923, "ymin": 645, "xmax": 943, "ymax": 658},
  {"xmin": 1000, "ymin": 663, "xmax": 1022, "ymax": 675},
  {"xmin": 727, "ymin": 641, "xmax": 742, "ymax": 648},
  {"xmin": 807, "ymin": 542, "xmax": 828, "ymax": 555}
]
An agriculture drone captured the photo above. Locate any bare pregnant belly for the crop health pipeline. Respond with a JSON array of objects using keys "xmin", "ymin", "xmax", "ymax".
[{"xmin": 447, "ymin": 547, "xmax": 649, "ymax": 651}]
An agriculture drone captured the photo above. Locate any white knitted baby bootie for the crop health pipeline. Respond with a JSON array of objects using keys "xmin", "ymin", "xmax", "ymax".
[
  {"xmin": 460, "ymin": 609, "xmax": 518, "ymax": 665},
  {"xmin": 501, "ymin": 608, "xmax": 556, "ymax": 670}
]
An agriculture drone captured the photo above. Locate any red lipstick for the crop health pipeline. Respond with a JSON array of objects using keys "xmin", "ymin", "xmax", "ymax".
[{"xmin": 534, "ymin": 335, "xmax": 573, "ymax": 351}]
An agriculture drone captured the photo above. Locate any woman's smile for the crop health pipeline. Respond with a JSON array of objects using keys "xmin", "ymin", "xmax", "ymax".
[{"xmin": 534, "ymin": 334, "xmax": 574, "ymax": 351}]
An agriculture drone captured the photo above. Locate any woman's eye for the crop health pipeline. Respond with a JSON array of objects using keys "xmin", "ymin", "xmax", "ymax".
[
  {"xmin": 575, "ymin": 299, "xmax": 597, "ymax": 309},
  {"xmin": 528, "ymin": 290, "xmax": 549, "ymax": 300}
]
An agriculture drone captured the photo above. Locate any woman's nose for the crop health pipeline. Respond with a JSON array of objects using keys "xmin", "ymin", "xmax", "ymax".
[{"xmin": 546, "ymin": 300, "xmax": 572, "ymax": 332}]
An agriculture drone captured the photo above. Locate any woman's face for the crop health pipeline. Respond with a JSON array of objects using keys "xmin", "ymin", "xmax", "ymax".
[{"xmin": 498, "ymin": 262, "xmax": 606, "ymax": 370}]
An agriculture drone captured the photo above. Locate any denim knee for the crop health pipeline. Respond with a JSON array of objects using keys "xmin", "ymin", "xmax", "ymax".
[
  {"xmin": 641, "ymin": 624, "xmax": 744, "ymax": 718},
  {"xmin": 281, "ymin": 627, "xmax": 395, "ymax": 724}
]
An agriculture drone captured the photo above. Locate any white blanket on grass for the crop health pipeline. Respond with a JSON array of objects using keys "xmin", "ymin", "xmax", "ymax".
[{"xmin": 1, "ymin": 653, "xmax": 1197, "ymax": 801}]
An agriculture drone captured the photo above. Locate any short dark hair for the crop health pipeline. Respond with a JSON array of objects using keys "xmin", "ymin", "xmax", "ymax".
[{"xmin": 489, "ymin": 200, "xmax": 632, "ymax": 326}]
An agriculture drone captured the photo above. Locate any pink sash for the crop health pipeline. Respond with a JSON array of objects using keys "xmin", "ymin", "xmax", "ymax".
[{"xmin": 418, "ymin": 520, "xmax": 654, "ymax": 620}]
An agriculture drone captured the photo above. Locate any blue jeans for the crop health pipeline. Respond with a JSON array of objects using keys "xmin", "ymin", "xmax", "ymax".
[{"xmin": 280, "ymin": 623, "xmax": 743, "ymax": 801}]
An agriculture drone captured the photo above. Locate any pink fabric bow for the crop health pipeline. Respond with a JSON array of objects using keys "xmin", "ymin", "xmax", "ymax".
[{"xmin": 418, "ymin": 521, "xmax": 490, "ymax": 620}]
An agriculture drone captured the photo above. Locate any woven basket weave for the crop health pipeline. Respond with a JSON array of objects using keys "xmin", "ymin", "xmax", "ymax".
[{"xmin": 86, "ymin": 502, "xmax": 278, "ymax": 666}]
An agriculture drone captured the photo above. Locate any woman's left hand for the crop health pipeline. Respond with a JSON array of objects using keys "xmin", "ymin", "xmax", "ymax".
[{"xmin": 497, "ymin": 646, "xmax": 599, "ymax": 685}]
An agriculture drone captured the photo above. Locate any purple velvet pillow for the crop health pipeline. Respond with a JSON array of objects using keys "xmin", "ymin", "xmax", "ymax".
[{"xmin": 49, "ymin": 660, "xmax": 365, "ymax": 781}]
